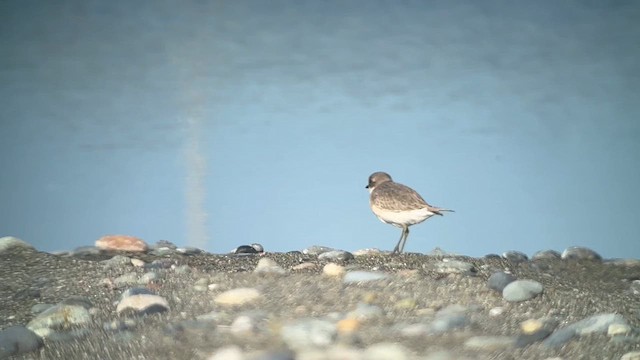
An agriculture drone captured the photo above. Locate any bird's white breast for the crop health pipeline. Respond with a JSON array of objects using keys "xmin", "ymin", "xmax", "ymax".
[{"xmin": 371, "ymin": 204, "xmax": 435, "ymax": 227}]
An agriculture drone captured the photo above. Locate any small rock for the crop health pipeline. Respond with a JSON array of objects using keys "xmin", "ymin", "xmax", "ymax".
[
  {"xmin": 347, "ymin": 303, "xmax": 384, "ymax": 321},
  {"xmin": 113, "ymin": 273, "xmax": 139, "ymax": 288},
  {"xmin": 101, "ymin": 255, "xmax": 132, "ymax": 269},
  {"xmin": 120, "ymin": 287, "xmax": 156, "ymax": 300},
  {"xmin": 116, "ymin": 294, "xmax": 170, "ymax": 315},
  {"xmin": 27, "ymin": 304, "xmax": 92, "ymax": 339},
  {"xmin": 489, "ymin": 307, "xmax": 505, "ymax": 316},
  {"xmin": 431, "ymin": 260, "xmax": 476, "ymax": 275},
  {"xmin": 502, "ymin": 280, "xmax": 543, "ymax": 302},
  {"xmin": 173, "ymin": 265, "xmax": 192, "ymax": 274},
  {"xmin": 0, "ymin": 325, "xmax": 43, "ymax": 357},
  {"xmin": 96, "ymin": 235, "xmax": 148, "ymax": 252},
  {"xmin": 532, "ymin": 250, "xmax": 561, "ymax": 260},
  {"xmin": 254, "ymin": 258, "xmax": 287, "ymax": 274},
  {"xmin": 207, "ymin": 345, "xmax": 245, "ymax": 360},
  {"xmin": 520, "ymin": 319, "xmax": 544, "ymax": 334},
  {"xmin": 302, "ymin": 245, "xmax": 335, "ymax": 255},
  {"xmin": 323, "ymin": 263, "xmax": 346, "ymax": 277},
  {"xmin": 214, "ymin": 288, "xmax": 262, "ymax": 306},
  {"xmin": 318, "ymin": 250, "xmax": 355, "ymax": 261},
  {"xmin": 573, "ymin": 313, "xmax": 627, "ymax": 335},
  {"xmin": 292, "ymin": 262, "xmax": 317, "ymax": 271},
  {"xmin": 337, "ymin": 318, "xmax": 360, "ymax": 335},
  {"xmin": 502, "ymin": 251, "xmax": 528, "ymax": 263},
  {"xmin": 281, "ymin": 319, "xmax": 336, "ymax": 350},
  {"xmin": 363, "ymin": 342, "xmax": 410, "ymax": 360},
  {"xmin": 561, "ymin": 246, "xmax": 602, "ymax": 261},
  {"xmin": 31, "ymin": 303, "xmax": 55, "ymax": 315},
  {"xmin": 176, "ymin": 246, "xmax": 203, "ymax": 255},
  {"xmin": 464, "ymin": 336, "xmax": 516, "ymax": 351},
  {"xmin": 353, "ymin": 248, "xmax": 383, "ymax": 256},
  {"xmin": 343, "ymin": 271, "xmax": 389, "ymax": 284},
  {"xmin": 487, "ymin": 271, "xmax": 517, "ymax": 292},
  {"xmin": 231, "ymin": 243, "xmax": 264, "ymax": 254},
  {"xmin": 138, "ymin": 272, "xmax": 160, "ymax": 284},
  {"xmin": 608, "ymin": 323, "xmax": 631, "ymax": 336},
  {"xmin": 621, "ymin": 351, "xmax": 640, "ymax": 360},
  {"xmin": 130, "ymin": 258, "xmax": 145, "ymax": 267},
  {"xmin": 0, "ymin": 236, "xmax": 35, "ymax": 253},
  {"xmin": 230, "ymin": 315, "xmax": 259, "ymax": 336}
]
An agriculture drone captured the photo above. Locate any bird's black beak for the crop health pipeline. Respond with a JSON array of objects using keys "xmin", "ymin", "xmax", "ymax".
[{"xmin": 365, "ymin": 185, "xmax": 369, "ymax": 189}]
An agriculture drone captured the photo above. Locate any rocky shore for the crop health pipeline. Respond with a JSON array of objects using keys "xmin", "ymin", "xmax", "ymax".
[{"xmin": 0, "ymin": 236, "xmax": 639, "ymax": 359}]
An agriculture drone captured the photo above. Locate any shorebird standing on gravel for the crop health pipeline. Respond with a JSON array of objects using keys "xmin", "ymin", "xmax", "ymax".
[{"xmin": 366, "ymin": 172, "xmax": 453, "ymax": 254}]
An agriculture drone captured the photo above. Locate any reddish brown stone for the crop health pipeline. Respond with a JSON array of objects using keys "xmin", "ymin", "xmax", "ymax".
[{"xmin": 95, "ymin": 235, "xmax": 148, "ymax": 252}]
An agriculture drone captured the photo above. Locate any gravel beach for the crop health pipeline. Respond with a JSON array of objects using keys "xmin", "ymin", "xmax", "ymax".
[{"xmin": 0, "ymin": 237, "xmax": 639, "ymax": 359}]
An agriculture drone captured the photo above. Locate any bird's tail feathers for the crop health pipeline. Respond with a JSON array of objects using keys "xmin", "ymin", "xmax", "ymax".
[{"xmin": 428, "ymin": 207, "xmax": 454, "ymax": 216}]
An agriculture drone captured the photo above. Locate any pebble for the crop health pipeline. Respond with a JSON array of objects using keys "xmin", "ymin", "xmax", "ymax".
[
  {"xmin": 502, "ymin": 280, "xmax": 543, "ymax": 302},
  {"xmin": 343, "ymin": 271, "xmax": 389, "ymax": 284},
  {"xmin": 0, "ymin": 325, "xmax": 43, "ymax": 357},
  {"xmin": 431, "ymin": 259, "xmax": 476, "ymax": 274},
  {"xmin": 347, "ymin": 303, "xmax": 384, "ymax": 321},
  {"xmin": 543, "ymin": 313, "xmax": 627, "ymax": 347},
  {"xmin": 464, "ymin": 336, "xmax": 516, "ymax": 351},
  {"xmin": 487, "ymin": 271, "xmax": 517, "ymax": 292},
  {"xmin": 516, "ymin": 318, "xmax": 557, "ymax": 347},
  {"xmin": 101, "ymin": 255, "xmax": 132, "ymax": 269},
  {"xmin": 254, "ymin": 258, "xmax": 287, "ymax": 274},
  {"xmin": 502, "ymin": 250, "xmax": 529, "ymax": 263},
  {"xmin": 292, "ymin": 262, "xmax": 317, "ymax": 271},
  {"xmin": 138, "ymin": 271, "xmax": 160, "ymax": 284},
  {"xmin": 176, "ymin": 246, "xmax": 203, "ymax": 255},
  {"xmin": 214, "ymin": 288, "xmax": 262, "ymax": 306},
  {"xmin": 363, "ymin": 342, "xmax": 410, "ymax": 360},
  {"xmin": 532, "ymin": 250, "xmax": 561, "ymax": 260},
  {"xmin": 607, "ymin": 323, "xmax": 631, "ymax": 336},
  {"xmin": 352, "ymin": 248, "xmax": 383, "ymax": 256},
  {"xmin": 95, "ymin": 235, "xmax": 148, "ymax": 252},
  {"xmin": 113, "ymin": 272, "xmax": 140, "ymax": 288},
  {"xmin": 130, "ymin": 258, "xmax": 145, "ymax": 267},
  {"xmin": 323, "ymin": 263, "xmax": 346, "ymax": 277},
  {"xmin": 207, "ymin": 345, "xmax": 245, "ymax": 360},
  {"xmin": 230, "ymin": 315, "xmax": 259, "ymax": 336},
  {"xmin": 116, "ymin": 294, "xmax": 170, "ymax": 315},
  {"xmin": 231, "ymin": 243, "xmax": 264, "ymax": 254},
  {"xmin": 281, "ymin": 319, "xmax": 336, "ymax": 350},
  {"xmin": 0, "ymin": 236, "xmax": 35, "ymax": 253},
  {"xmin": 302, "ymin": 245, "xmax": 336, "ymax": 255},
  {"xmin": 27, "ymin": 304, "xmax": 92, "ymax": 339},
  {"xmin": 318, "ymin": 250, "xmax": 355, "ymax": 261},
  {"xmin": 561, "ymin": 246, "xmax": 602, "ymax": 261},
  {"xmin": 621, "ymin": 352, "xmax": 640, "ymax": 360}
]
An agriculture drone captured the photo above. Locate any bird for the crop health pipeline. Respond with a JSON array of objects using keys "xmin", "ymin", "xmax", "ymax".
[{"xmin": 366, "ymin": 172, "xmax": 453, "ymax": 254}]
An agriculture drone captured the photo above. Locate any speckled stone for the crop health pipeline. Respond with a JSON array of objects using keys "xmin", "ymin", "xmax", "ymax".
[
  {"xmin": 487, "ymin": 271, "xmax": 517, "ymax": 292},
  {"xmin": 116, "ymin": 294, "xmax": 170, "ymax": 315},
  {"xmin": 532, "ymin": 250, "xmax": 561, "ymax": 260}
]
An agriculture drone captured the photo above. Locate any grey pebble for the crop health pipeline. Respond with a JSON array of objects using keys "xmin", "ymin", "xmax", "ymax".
[
  {"xmin": 543, "ymin": 313, "xmax": 627, "ymax": 348},
  {"xmin": 318, "ymin": 250, "xmax": 355, "ymax": 261},
  {"xmin": 502, "ymin": 250, "xmax": 528, "ymax": 263},
  {"xmin": 0, "ymin": 325, "xmax": 43, "ymax": 357},
  {"xmin": 101, "ymin": 255, "xmax": 131, "ymax": 269},
  {"xmin": 0, "ymin": 236, "xmax": 35, "ymax": 253},
  {"xmin": 343, "ymin": 271, "xmax": 390, "ymax": 283},
  {"xmin": 561, "ymin": 246, "xmax": 602, "ymax": 261},
  {"xmin": 113, "ymin": 272, "xmax": 139, "ymax": 288},
  {"xmin": 302, "ymin": 245, "xmax": 336, "ymax": 256},
  {"xmin": 254, "ymin": 258, "xmax": 287, "ymax": 274},
  {"xmin": 502, "ymin": 280, "xmax": 543, "ymax": 302},
  {"xmin": 116, "ymin": 294, "xmax": 170, "ymax": 316},
  {"xmin": 176, "ymin": 246, "xmax": 203, "ymax": 255},
  {"xmin": 532, "ymin": 250, "xmax": 561, "ymax": 260},
  {"xmin": 431, "ymin": 260, "xmax": 476, "ymax": 275},
  {"xmin": 487, "ymin": 271, "xmax": 517, "ymax": 293}
]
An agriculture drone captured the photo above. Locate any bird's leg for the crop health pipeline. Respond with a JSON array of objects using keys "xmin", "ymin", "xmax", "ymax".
[
  {"xmin": 392, "ymin": 226, "xmax": 409, "ymax": 254},
  {"xmin": 398, "ymin": 226, "xmax": 409, "ymax": 253}
]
